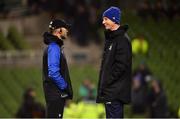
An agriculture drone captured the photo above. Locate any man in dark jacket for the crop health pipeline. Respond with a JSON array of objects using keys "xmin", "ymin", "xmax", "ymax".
[
  {"xmin": 42, "ymin": 19, "xmax": 73, "ymax": 118},
  {"xmin": 96, "ymin": 6, "xmax": 132, "ymax": 118}
]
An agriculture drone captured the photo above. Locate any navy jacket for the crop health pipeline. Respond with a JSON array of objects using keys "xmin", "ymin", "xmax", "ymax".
[{"xmin": 96, "ymin": 25, "xmax": 132, "ymax": 104}]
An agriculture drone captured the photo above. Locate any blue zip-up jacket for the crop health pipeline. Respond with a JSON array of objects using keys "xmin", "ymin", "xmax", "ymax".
[
  {"xmin": 43, "ymin": 32, "xmax": 73, "ymax": 100},
  {"xmin": 48, "ymin": 42, "xmax": 67, "ymax": 90}
]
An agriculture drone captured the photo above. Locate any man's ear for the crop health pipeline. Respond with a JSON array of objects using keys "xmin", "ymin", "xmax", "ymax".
[
  {"xmin": 56, "ymin": 28, "xmax": 62, "ymax": 35},
  {"xmin": 59, "ymin": 28, "xmax": 62, "ymax": 33}
]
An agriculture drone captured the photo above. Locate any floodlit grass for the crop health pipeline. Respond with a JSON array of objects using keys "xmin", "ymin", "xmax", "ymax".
[{"xmin": 0, "ymin": 65, "xmax": 99, "ymax": 117}]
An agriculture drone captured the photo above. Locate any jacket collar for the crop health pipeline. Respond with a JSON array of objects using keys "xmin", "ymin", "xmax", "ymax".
[
  {"xmin": 105, "ymin": 25, "xmax": 129, "ymax": 40},
  {"xmin": 43, "ymin": 32, "xmax": 64, "ymax": 47}
]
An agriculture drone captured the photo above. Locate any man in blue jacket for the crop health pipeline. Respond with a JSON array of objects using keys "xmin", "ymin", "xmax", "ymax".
[{"xmin": 42, "ymin": 19, "xmax": 73, "ymax": 118}]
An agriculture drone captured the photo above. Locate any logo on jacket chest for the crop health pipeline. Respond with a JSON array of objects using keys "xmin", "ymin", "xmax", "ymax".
[{"xmin": 109, "ymin": 44, "xmax": 113, "ymax": 51}]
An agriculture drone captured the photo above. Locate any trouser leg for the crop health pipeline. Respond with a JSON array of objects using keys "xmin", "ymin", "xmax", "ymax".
[
  {"xmin": 105, "ymin": 101, "xmax": 124, "ymax": 118},
  {"xmin": 46, "ymin": 98, "xmax": 65, "ymax": 118}
]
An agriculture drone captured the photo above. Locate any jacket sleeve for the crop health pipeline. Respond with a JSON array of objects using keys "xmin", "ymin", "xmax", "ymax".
[
  {"xmin": 111, "ymin": 37, "xmax": 130, "ymax": 81},
  {"xmin": 48, "ymin": 44, "xmax": 67, "ymax": 90}
]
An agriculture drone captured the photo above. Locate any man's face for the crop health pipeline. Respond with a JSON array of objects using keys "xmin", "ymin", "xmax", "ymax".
[{"xmin": 102, "ymin": 17, "xmax": 115, "ymax": 30}]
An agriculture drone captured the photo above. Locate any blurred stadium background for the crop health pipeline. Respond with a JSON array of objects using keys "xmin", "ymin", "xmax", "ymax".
[{"xmin": 0, "ymin": 0, "xmax": 180, "ymax": 118}]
